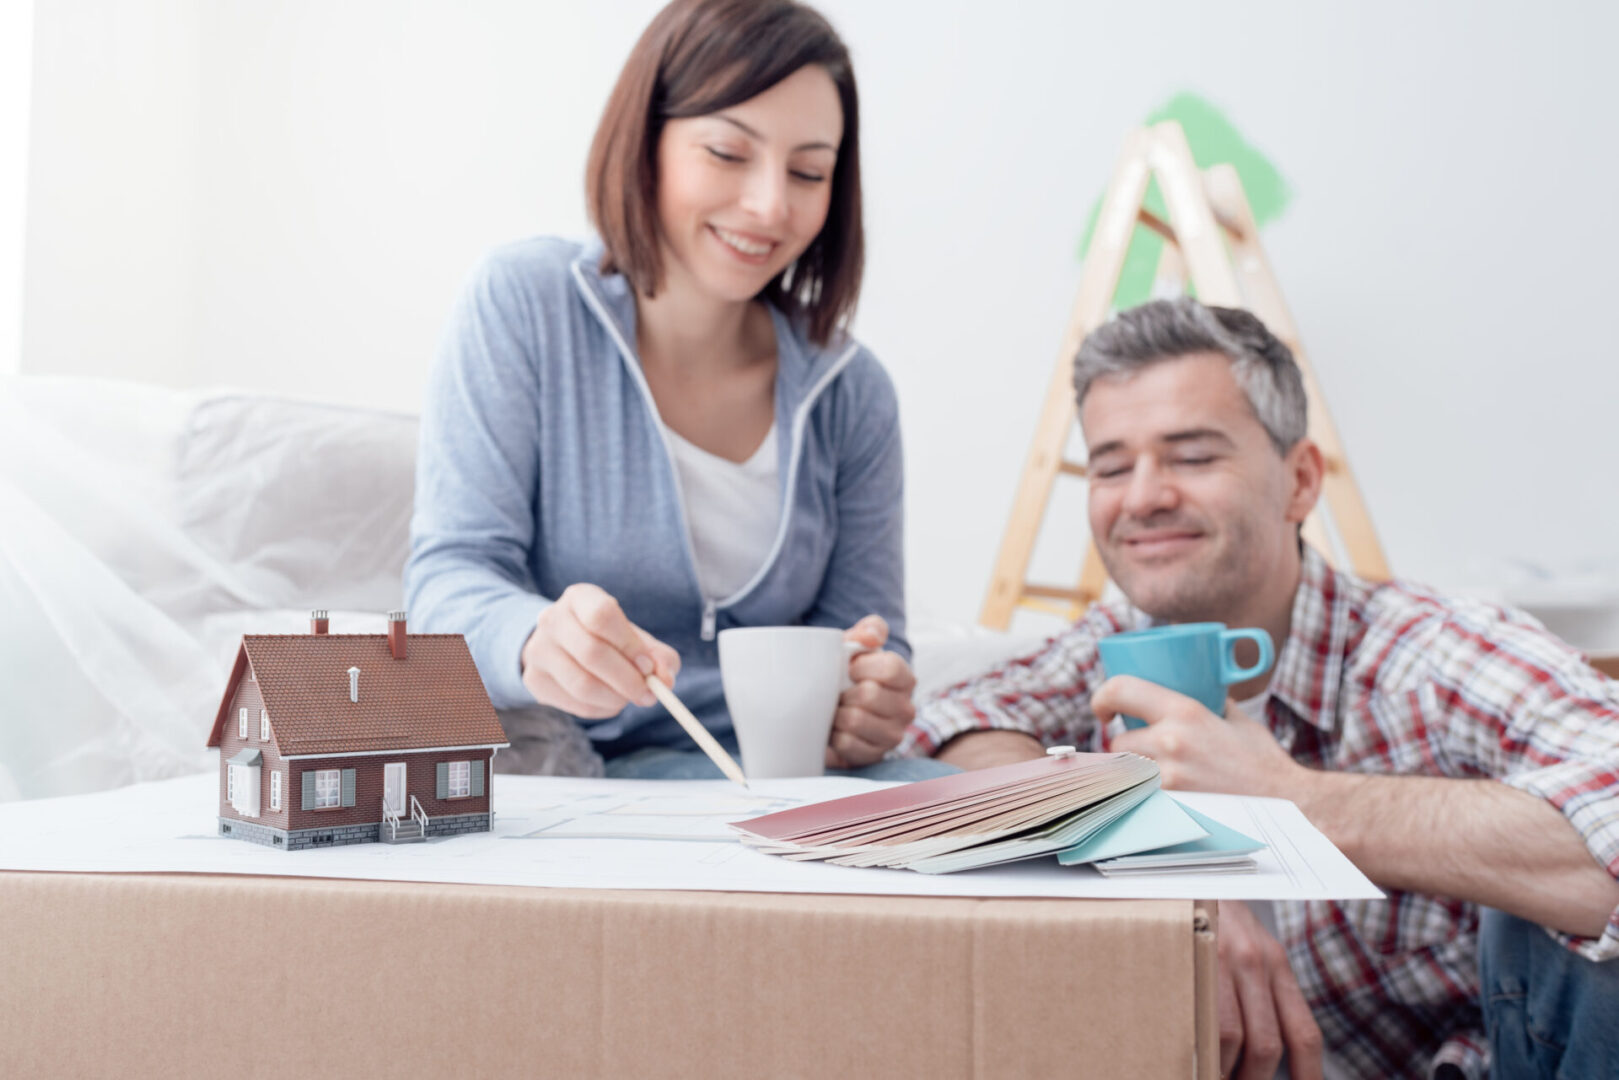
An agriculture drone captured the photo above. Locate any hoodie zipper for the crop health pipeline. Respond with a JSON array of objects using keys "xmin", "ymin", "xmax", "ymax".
[
  {"xmin": 572, "ymin": 261, "xmax": 860, "ymax": 642},
  {"xmin": 706, "ymin": 334, "xmax": 860, "ymax": 627}
]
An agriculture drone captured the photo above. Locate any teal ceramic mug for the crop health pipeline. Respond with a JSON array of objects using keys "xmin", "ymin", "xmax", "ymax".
[{"xmin": 1097, "ymin": 622, "xmax": 1275, "ymax": 730}]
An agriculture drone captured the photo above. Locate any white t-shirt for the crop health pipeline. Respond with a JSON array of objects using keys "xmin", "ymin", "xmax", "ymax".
[
  {"xmin": 1235, "ymin": 691, "xmax": 1269, "ymax": 724},
  {"xmin": 663, "ymin": 421, "xmax": 780, "ymax": 602}
]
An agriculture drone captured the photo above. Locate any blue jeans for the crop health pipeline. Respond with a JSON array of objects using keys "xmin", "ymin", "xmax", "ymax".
[
  {"xmin": 1479, "ymin": 907, "xmax": 1619, "ymax": 1078},
  {"xmin": 605, "ymin": 747, "xmax": 959, "ymax": 783}
]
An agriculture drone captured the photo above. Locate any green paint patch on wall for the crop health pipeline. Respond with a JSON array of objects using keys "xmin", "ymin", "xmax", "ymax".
[{"xmin": 1078, "ymin": 92, "xmax": 1292, "ymax": 308}]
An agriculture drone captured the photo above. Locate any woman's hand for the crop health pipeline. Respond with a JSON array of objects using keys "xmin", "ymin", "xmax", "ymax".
[
  {"xmin": 521, "ymin": 584, "xmax": 681, "ymax": 719},
  {"xmin": 827, "ymin": 615, "xmax": 918, "ymax": 769}
]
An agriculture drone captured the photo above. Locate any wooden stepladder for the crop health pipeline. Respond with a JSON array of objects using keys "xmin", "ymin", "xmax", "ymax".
[{"xmin": 979, "ymin": 121, "xmax": 1390, "ymax": 630}]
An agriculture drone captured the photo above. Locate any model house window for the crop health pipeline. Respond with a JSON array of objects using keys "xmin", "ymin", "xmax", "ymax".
[
  {"xmin": 270, "ymin": 770, "xmax": 281, "ymax": 811},
  {"xmin": 227, "ymin": 766, "xmax": 235, "ymax": 803},
  {"xmin": 238, "ymin": 707, "xmax": 248, "ymax": 738},
  {"xmin": 314, "ymin": 769, "xmax": 341, "ymax": 809},
  {"xmin": 260, "ymin": 710, "xmax": 270, "ymax": 741},
  {"xmin": 448, "ymin": 760, "xmax": 470, "ymax": 798}
]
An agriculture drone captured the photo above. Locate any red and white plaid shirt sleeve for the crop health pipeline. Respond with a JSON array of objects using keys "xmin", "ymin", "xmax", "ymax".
[
  {"xmin": 899, "ymin": 602, "xmax": 1141, "ymax": 757},
  {"xmin": 1413, "ymin": 603, "xmax": 1619, "ymax": 961}
]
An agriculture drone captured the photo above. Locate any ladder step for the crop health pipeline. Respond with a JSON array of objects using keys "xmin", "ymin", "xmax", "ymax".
[
  {"xmin": 1016, "ymin": 597, "xmax": 1082, "ymax": 620},
  {"xmin": 1135, "ymin": 207, "xmax": 1179, "ymax": 246},
  {"xmin": 1056, "ymin": 460, "xmax": 1088, "ymax": 479},
  {"xmin": 1022, "ymin": 584, "xmax": 1095, "ymax": 604}
]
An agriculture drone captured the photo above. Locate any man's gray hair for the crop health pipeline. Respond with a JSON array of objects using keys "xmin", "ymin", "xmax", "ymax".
[{"xmin": 1073, "ymin": 297, "xmax": 1308, "ymax": 454}]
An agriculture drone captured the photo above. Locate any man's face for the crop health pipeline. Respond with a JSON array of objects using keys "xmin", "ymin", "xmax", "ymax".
[{"xmin": 1081, "ymin": 351, "xmax": 1309, "ymax": 623}]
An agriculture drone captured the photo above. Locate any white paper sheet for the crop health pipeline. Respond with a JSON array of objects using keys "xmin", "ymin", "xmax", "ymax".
[{"xmin": 0, "ymin": 773, "xmax": 1382, "ymax": 901}]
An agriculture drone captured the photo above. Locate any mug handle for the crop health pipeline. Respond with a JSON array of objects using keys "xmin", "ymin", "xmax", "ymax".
[
  {"xmin": 1220, "ymin": 629, "xmax": 1274, "ymax": 685},
  {"xmin": 840, "ymin": 639, "xmax": 877, "ymax": 692}
]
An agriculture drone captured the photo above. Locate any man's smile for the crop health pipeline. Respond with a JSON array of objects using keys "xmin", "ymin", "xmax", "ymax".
[{"xmin": 1117, "ymin": 530, "xmax": 1206, "ymax": 559}]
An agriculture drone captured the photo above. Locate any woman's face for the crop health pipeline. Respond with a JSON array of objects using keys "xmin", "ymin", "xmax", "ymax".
[{"xmin": 655, "ymin": 64, "xmax": 842, "ymax": 305}]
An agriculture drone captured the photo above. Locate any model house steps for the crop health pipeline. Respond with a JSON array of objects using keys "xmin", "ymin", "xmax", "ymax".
[{"xmin": 381, "ymin": 819, "xmax": 426, "ymax": 844}]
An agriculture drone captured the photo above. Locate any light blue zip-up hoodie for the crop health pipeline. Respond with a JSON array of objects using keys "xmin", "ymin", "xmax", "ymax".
[{"xmin": 405, "ymin": 237, "xmax": 908, "ymax": 759}]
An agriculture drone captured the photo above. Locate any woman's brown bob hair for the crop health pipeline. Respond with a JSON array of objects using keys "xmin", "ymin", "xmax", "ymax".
[{"xmin": 586, "ymin": 0, "xmax": 862, "ymax": 347}]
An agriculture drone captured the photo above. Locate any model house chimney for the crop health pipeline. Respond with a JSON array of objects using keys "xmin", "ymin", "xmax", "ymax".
[
  {"xmin": 387, "ymin": 610, "xmax": 408, "ymax": 660},
  {"xmin": 311, "ymin": 609, "xmax": 330, "ymax": 635},
  {"xmin": 348, "ymin": 666, "xmax": 360, "ymax": 703}
]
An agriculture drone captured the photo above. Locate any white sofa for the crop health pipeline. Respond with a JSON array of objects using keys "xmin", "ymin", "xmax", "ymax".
[{"xmin": 0, "ymin": 374, "xmax": 1044, "ymax": 802}]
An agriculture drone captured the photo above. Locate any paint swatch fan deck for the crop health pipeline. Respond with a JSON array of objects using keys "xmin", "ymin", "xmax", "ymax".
[{"xmin": 730, "ymin": 751, "xmax": 1162, "ymax": 874}]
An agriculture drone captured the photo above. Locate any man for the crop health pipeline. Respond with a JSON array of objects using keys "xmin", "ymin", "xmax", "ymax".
[{"xmin": 902, "ymin": 298, "xmax": 1619, "ymax": 1080}]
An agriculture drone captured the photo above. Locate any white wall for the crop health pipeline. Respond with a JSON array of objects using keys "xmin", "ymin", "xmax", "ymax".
[
  {"xmin": 24, "ymin": 0, "xmax": 200, "ymax": 386},
  {"xmin": 0, "ymin": 0, "xmax": 34, "ymax": 376},
  {"xmin": 22, "ymin": 0, "xmax": 1619, "ymax": 631}
]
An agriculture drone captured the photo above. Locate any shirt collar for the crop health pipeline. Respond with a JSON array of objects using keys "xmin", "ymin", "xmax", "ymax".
[
  {"xmin": 1266, "ymin": 544, "xmax": 1352, "ymax": 733},
  {"xmin": 1119, "ymin": 544, "xmax": 1349, "ymax": 732}
]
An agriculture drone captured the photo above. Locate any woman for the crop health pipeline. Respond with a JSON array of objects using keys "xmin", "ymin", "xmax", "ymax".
[{"xmin": 406, "ymin": 0, "xmax": 946, "ymax": 782}]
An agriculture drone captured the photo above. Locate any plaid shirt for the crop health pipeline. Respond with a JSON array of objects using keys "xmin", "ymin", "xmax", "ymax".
[{"xmin": 903, "ymin": 547, "xmax": 1619, "ymax": 1080}]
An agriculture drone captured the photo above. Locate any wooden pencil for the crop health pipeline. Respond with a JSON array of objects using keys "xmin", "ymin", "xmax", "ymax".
[{"xmin": 645, "ymin": 675, "xmax": 749, "ymax": 789}]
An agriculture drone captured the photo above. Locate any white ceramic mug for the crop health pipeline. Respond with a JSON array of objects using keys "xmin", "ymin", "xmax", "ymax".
[{"xmin": 717, "ymin": 626, "xmax": 873, "ymax": 780}]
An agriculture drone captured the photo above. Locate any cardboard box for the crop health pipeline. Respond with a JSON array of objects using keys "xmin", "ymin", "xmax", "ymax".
[{"xmin": 0, "ymin": 871, "xmax": 1217, "ymax": 1078}]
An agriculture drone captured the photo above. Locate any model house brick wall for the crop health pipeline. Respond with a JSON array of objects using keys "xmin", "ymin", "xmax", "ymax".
[
  {"xmin": 215, "ymin": 675, "xmax": 294, "ymax": 828},
  {"xmin": 278, "ymin": 749, "xmax": 494, "ymax": 830}
]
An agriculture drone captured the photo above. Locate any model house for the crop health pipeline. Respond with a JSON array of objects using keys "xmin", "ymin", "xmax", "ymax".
[{"xmin": 206, "ymin": 610, "xmax": 509, "ymax": 850}]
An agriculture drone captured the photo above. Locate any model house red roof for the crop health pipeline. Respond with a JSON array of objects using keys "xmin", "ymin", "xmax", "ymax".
[{"xmin": 207, "ymin": 633, "xmax": 508, "ymax": 757}]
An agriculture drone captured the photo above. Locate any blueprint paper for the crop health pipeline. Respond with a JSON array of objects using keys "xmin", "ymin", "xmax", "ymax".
[{"xmin": 0, "ymin": 773, "xmax": 1381, "ymax": 901}]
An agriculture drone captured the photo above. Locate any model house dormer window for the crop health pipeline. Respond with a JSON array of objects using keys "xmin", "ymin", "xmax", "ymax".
[
  {"xmin": 238, "ymin": 707, "xmax": 248, "ymax": 739},
  {"xmin": 260, "ymin": 710, "xmax": 270, "ymax": 742},
  {"xmin": 448, "ymin": 760, "xmax": 470, "ymax": 798}
]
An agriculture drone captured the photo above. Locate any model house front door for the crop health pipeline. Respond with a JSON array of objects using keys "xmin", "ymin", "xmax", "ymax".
[{"xmin": 383, "ymin": 762, "xmax": 405, "ymax": 815}]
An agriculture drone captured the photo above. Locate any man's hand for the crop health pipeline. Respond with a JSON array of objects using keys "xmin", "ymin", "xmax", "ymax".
[
  {"xmin": 1094, "ymin": 676, "xmax": 1303, "ymax": 796},
  {"xmin": 826, "ymin": 616, "xmax": 919, "ymax": 768},
  {"xmin": 520, "ymin": 584, "xmax": 681, "ymax": 718},
  {"xmin": 1215, "ymin": 901, "xmax": 1324, "ymax": 1080},
  {"xmin": 935, "ymin": 730, "xmax": 1046, "ymax": 770}
]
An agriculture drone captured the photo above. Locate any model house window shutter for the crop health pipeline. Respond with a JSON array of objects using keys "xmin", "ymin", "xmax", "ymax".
[
  {"xmin": 301, "ymin": 772, "xmax": 315, "ymax": 811},
  {"xmin": 340, "ymin": 768, "xmax": 356, "ymax": 807},
  {"xmin": 470, "ymin": 760, "xmax": 484, "ymax": 797},
  {"xmin": 436, "ymin": 762, "xmax": 448, "ymax": 799}
]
